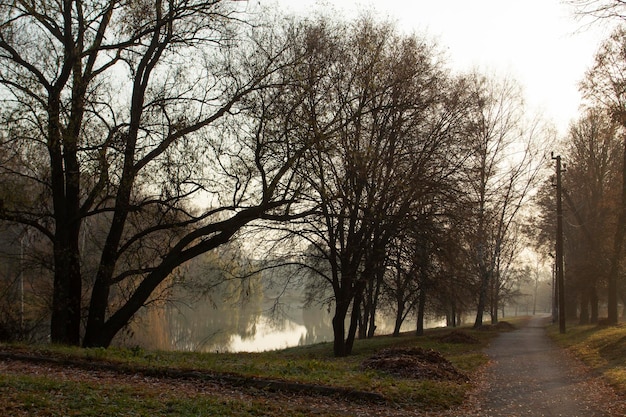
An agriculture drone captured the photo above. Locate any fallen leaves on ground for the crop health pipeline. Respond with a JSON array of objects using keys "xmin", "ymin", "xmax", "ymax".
[{"xmin": 361, "ymin": 347, "xmax": 468, "ymax": 382}]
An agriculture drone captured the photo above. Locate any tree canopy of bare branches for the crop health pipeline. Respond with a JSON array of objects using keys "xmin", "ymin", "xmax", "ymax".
[{"xmin": 0, "ymin": 0, "xmax": 310, "ymax": 347}]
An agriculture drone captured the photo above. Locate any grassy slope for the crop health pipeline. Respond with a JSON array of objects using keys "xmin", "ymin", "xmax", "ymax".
[
  {"xmin": 547, "ymin": 322, "xmax": 626, "ymax": 393},
  {"xmin": 0, "ymin": 326, "xmax": 499, "ymax": 416}
]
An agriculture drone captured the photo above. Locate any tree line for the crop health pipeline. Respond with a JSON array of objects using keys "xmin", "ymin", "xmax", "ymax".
[
  {"xmin": 0, "ymin": 0, "xmax": 548, "ymax": 356},
  {"xmin": 535, "ymin": 0, "xmax": 626, "ymax": 326}
]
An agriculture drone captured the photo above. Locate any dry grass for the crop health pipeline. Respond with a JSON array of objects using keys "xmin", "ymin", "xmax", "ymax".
[{"xmin": 547, "ymin": 321, "xmax": 626, "ymax": 394}]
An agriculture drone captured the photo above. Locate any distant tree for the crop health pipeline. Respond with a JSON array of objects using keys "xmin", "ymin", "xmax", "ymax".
[
  {"xmin": 429, "ymin": 222, "xmax": 474, "ymax": 328},
  {"xmin": 382, "ymin": 209, "xmax": 437, "ymax": 337},
  {"xmin": 0, "ymin": 0, "xmax": 309, "ymax": 347},
  {"xmin": 462, "ymin": 73, "xmax": 547, "ymax": 328},
  {"xmin": 580, "ymin": 26, "xmax": 626, "ymax": 324},
  {"xmin": 383, "ymin": 235, "xmax": 420, "ymax": 337},
  {"xmin": 563, "ymin": 109, "xmax": 620, "ymax": 323}
]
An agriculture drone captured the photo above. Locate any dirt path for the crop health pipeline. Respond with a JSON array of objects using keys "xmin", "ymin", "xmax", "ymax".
[{"xmin": 475, "ymin": 315, "xmax": 626, "ymax": 416}]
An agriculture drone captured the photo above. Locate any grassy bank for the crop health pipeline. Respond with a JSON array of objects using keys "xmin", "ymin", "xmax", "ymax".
[
  {"xmin": 547, "ymin": 322, "xmax": 626, "ymax": 393},
  {"xmin": 0, "ymin": 326, "xmax": 500, "ymax": 416}
]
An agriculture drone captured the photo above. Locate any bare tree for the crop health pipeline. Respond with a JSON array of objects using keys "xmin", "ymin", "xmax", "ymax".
[
  {"xmin": 463, "ymin": 73, "xmax": 548, "ymax": 328},
  {"xmin": 569, "ymin": 0, "xmax": 626, "ymax": 21},
  {"xmin": 0, "ymin": 0, "xmax": 308, "ymax": 347},
  {"xmin": 282, "ymin": 15, "xmax": 470, "ymax": 356}
]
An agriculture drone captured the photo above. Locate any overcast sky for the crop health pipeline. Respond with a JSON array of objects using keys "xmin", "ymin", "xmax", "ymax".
[{"xmin": 267, "ymin": 0, "xmax": 613, "ymax": 136}]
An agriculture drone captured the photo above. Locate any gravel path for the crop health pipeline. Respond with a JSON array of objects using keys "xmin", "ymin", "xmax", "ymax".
[{"xmin": 475, "ymin": 315, "xmax": 626, "ymax": 417}]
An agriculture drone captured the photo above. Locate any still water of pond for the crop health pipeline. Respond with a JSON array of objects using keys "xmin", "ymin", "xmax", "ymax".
[{"xmin": 120, "ymin": 294, "xmax": 444, "ymax": 353}]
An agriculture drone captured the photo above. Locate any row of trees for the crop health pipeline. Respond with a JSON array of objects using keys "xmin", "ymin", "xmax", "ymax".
[
  {"xmin": 535, "ymin": 0, "xmax": 626, "ymax": 326},
  {"xmin": 262, "ymin": 20, "xmax": 545, "ymax": 355},
  {"xmin": 0, "ymin": 1, "xmax": 544, "ymax": 355}
]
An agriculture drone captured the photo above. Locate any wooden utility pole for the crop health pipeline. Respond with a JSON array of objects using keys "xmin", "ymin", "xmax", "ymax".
[{"xmin": 552, "ymin": 153, "xmax": 566, "ymax": 334}]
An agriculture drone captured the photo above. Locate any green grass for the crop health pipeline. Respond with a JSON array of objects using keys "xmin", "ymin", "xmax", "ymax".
[
  {"xmin": 0, "ymin": 326, "xmax": 500, "ymax": 416},
  {"xmin": 547, "ymin": 321, "xmax": 626, "ymax": 393},
  {"xmin": 0, "ymin": 373, "xmax": 311, "ymax": 417}
]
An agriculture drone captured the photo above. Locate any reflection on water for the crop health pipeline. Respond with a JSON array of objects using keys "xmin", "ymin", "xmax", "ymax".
[
  {"xmin": 122, "ymin": 294, "xmax": 335, "ymax": 353},
  {"xmin": 121, "ymin": 293, "xmax": 444, "ymax": 353},
  {"xmin": 229, "ymin": 315, "xmax": 308, "ymax": 352}
]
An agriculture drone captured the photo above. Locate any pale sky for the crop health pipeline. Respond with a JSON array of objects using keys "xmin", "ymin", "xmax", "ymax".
[{"xmin": 268, "ymin": 0, "xmax": 614, "ymax": 136}]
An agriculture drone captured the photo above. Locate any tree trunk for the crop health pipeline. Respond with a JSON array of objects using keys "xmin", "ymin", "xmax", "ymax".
[
  {"xmin": 367, "ymin": 269, "xmax": 382, "ymax": 338},
  {"xmin": 474, "ymin": 270, "xmax": 489, "ymax": 328},
  {"xmin": 345, "ymin": 283, "xmax": 365, "ymax": 355},
  {"xmin": 607, "ymin": 136, "xmax": 626, "ymax": 325},
  {"xmin": 346, "ymin": 296, "xmax": 360, "ymax": 353},
  {"xmin": 450, "ymin": 303, "xmax": 460, "ymax": 327},
  {"xmin": 50, "ymin": 237, "xmax": 82, "ymax": 346},
  {"xmin": 82, "ymin": 275, "xmax": 112, "ymax": 347},
  {"xmin": 590, "ymin": 287, "xmax": 599, "ymax": 324},
  {"xmin": 451, "ymin": 303, "xmax": 457, "ymax": 327},
  {"xmin": 332, "ymin": 297, "xmax": 351, "ymax": 357},
  {"xmin": 358, "ymin": 283, "xmax": 370, "ymax": 340},
  {"xmin": 48, "ymin": 93, "xmax": 82, "ymax": 346},
  {"xmin": 565, "ymin": 284, "xmax": 578, "ymax": 321},
  {"xmin": 393, "ymin": 297, "xmax": 404, "ymax": 337},
  {"xmin": 491, "ymin": 285, "xmax": 499, "ymax": 324},
  {"xmin": 579, "ymin": 290, "xmax": 590, "ymax": 325},
  {"xmin": 415, "ymin": 287, "xmax": 426, "ymax": 336},
  {"xmin": 83, "ymin": 187, "xmax": 135, "ymax": 347}
]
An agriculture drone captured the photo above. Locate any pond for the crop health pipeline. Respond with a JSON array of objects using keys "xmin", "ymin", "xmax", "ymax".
[{"xmin": 120, "ymin": 293, "xmax": 445, "ymax": 353}]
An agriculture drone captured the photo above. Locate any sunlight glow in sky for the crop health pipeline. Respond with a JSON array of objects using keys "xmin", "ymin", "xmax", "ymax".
[{"xmin": 269, "ymin": 0, "xmax": 613, "ymax": 136}]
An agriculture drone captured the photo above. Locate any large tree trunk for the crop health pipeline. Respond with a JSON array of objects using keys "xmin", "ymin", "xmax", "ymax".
[
  {"xmin": 332, "ymin": 297, "xmax": 350, "ymax": 357},
  {"xmin": 49, "ymin": 93, "xmax": 82, "ymax": 346},
  {"xmin": 82, "ymin": 276, "xmax": 112, "ymax": 347},
  {"xmin": 50, "ymin": 238, "xmax": 82, "ymax": 346},
  {"xmin": 83, "ymin": 179, "xmax": 135, "ymax": 347}
]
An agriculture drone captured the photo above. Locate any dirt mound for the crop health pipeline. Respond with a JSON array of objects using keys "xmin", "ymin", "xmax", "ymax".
[
  {"xmin": 476, "ymin": 321, "xmax": 516, "ymax": 332},
  {"xmin": 361, "ymin": 347, "xmax": 468, "ymax": 382},
  {"xmin": 493, "ymin": 321, "xmax": 515, "ymax": 331},
  {"xmin": 439, "ymin": 330, "xmax": 480, "ymax": 344}
]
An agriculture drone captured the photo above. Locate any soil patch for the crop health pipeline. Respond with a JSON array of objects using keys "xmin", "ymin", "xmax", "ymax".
[{"xmin": 361, "ymin": 347, "xmax": 468, "ymax": 382}]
